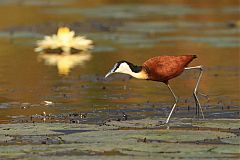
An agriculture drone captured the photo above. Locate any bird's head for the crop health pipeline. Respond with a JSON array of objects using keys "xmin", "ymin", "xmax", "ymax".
[{"xmin": 105, "ymin": 61, "xmax": 148, "ymax": 79}]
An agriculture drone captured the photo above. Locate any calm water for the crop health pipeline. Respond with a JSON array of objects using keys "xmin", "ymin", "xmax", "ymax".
[{"xmin": 0, "ymin": 0, "xmax": 239, "ymax": 123}]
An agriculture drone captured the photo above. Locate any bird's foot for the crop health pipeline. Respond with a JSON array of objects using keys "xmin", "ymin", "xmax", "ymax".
[
  {"xmin": 158, "ymin": 120, "xmax": 171, "ymax": 126},
  {"xmin": 158, "ymin": 120, "xmax": 166, "ymax": 125}
]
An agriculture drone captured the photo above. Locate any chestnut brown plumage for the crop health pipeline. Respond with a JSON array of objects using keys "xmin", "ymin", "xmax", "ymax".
[
  {"xmin": 143, "ymin": 55, "xmax": 196, "ymax": 83},
  {"xmin": 105, "ymin": 55, "xmax": 204, "ymax": 124}
]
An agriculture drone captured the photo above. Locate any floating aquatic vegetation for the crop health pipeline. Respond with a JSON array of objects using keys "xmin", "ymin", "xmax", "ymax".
[
  {"xmin": 92, "ymin": 45, "xmax": 116, "ymax": 53},
  {"xmin": 37, "ymin": 51, "xmax": 92, "ymax": 75},
  {"xmin": 0, "ymin": 135, "xmax": 13, "ymax": 143},
  {"xmin": 45, "ymin": 4, "xmax": 240, "ymax": 22},
  {"xmin": 118, "ymin": 22, "xmax": 176, "ymax": 33},
  {"xmin": 88, "ymin": 32, "xmax": 158, "ymax": 48},
  {"xmin": 0, "ymin": 103, "xmax": 9, "ymax": 109},
  {"xmin": 0, "ymin": 120, "xmax": 239, "ymax": 159},
  {"xmin": 205, "ymin": 28, "xmax": 239, "ymax": 35},
  {"xmin": 156, "ymin": 36, "xmax": 240, "ymax": 47},
  {"xmin": 46, "ymin": 4, "xmax": 212, "ymax": 19},
  {"xmin": 118, "ymin": 21, "xmax": 230, "ymax": 33},
  {"xmin": 0, "ymin": 31, "xmax": 42, "ymax": 39},
  {"xmin": 35, "ymin": 27, "xmax": 93, "ymax": 54},
  {"xmin": 0, "ymin": 0, "xmax": 74, "ymax": 6},
  {"xmin": 220, "ymin": 136, "xmax": 240, "ymax": 145},
  {"xmin": 221, "ymin": 7, "xmax": 240, "ymax": 14},
  {"xmin": 192, "ymin": 119, "xmax": 240, "ymax": 129}
]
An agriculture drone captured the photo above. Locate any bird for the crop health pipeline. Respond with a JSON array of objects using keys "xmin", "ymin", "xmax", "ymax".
[{"xmin": 105, "ymin": 55, "xmax": 204, "ymax": 124}]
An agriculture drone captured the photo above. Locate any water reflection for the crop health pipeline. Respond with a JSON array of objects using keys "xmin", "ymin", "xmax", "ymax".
[{"xmin": 37, "ymin": 51, "xmax": 92, "ymax": 75}]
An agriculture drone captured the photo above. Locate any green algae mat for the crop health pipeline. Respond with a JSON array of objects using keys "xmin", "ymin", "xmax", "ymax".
[{"xmin": 0, "ymin": 118, "xmax": 239, "ymax": 160}]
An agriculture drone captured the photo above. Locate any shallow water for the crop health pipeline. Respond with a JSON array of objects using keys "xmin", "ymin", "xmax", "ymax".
[{"xmin": 0, "ymin": 0, "xmax": 239, "ymax": 124}]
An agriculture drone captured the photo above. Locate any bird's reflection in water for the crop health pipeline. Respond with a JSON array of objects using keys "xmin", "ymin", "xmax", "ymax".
[{"xmin": 37, "ymin": 51, "xmax": 92, "ymax": 75}]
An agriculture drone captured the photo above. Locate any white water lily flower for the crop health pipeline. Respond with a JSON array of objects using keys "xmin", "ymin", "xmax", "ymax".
[{"xmin": 35, "ymin": 27, "xmax": 93, "ymax": 53}]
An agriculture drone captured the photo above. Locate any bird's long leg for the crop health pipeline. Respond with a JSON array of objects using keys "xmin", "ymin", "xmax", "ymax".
[
  {"xmin": 165, "ymin": 84, "xmax": 178, "ymax": 124},
  {"xmin": 184, "ymin": 65, "xmax": 204, "ymax": 119}
]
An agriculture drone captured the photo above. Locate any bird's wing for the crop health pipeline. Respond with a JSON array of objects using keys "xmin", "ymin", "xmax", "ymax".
[{"xmin": 143, "ymin": 55, "xmax": 196, "ymax": 82}]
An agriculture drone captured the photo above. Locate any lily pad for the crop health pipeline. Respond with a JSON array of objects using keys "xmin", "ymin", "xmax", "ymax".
[
  {"xmin": 88, "ymin": 32, "xmax": 158, "ymax": 48},
  {"xmin": 61, "ymin": 128, "xmax": 235, "ymax": 144},
  {"xmin": 220, "ymin": 136, "xmax": 240, "ymax": 145},
  {"xmin": 0, "ymin": 31, "xmax": 42, "ymax": 39},
  {"xmin": 46, "ymin": 4, "xmax": 212, "ymax": 19},
  {"xmin": 192, "ymin": 119, "xmax": 240, "ymax": 129},
  {"xmin": 0, "ymin": 121, "xmax": 239, "ymax": 159},
  {"xmin": 156, "ymin": 36, "xmax": 240, "ymax": 47},
  {"xmin": 129, "ymin": 130, "xmax": 234, "ymax": 142},
  {"xmin": 92, "ymin": 45, "xmax": 116, "ymax": 53},
  {"xmin": 212, "ymin": 145, "xmax": 240, "ymax": 154},
  {"xmin": 118, "ymin": 22, "xmax": 176, "ymax": 33},
  {"xmin": 205, "ymin": 28, "xmax": 239, "ymax": 35},
  {"xmin": 221, "ymin": 7, "xmax": 240, "ymax": 14},
  {"xmin": 118, "ymin": 21, "xmax": 227, "ymax": 33},
  {"xmin": 0, "ymin": 123, "xmax": 115, "ymax": 136},
  {"xmin": 0, "ymin": 135, "xmax": 13, "ymax": 143},
  {"xmin": 0, "ymin": 0, "xmax": 74, "ymax": 6}
]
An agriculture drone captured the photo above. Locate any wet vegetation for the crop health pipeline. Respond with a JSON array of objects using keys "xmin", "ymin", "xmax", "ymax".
[{"xmin": 0, "ymin": 119, "xmax": 239, "ymax": 159}]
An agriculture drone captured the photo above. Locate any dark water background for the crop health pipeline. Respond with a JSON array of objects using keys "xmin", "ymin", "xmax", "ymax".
[{"xmin": 0, "ymin": 0, "xmax": 239, "ymax": 123}]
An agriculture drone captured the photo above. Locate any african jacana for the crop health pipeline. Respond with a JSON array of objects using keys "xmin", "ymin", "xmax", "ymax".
[{"xmin": 105, "ymin": 55, "xmax": 204, "ymax": 124}]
